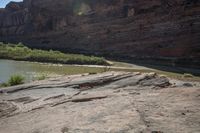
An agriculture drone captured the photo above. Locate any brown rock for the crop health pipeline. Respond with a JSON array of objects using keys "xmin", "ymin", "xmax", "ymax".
[{"xmin": 0, "ymin": 0, "xmax": 200, "ymax": 68}]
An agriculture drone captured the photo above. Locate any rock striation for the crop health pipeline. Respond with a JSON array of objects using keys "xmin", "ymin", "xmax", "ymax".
[
  {"xmin": 0, "ymin": 0, "xmax": 200, "ymax": 68},
  {"xmin": 0, "ymin": 71, "xmax": 200, "ymax": 133}
]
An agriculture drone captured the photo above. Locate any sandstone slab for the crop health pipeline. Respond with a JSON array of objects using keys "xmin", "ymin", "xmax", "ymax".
[{"xmin": 0, "ymin": 72, "xmax": 199, "ymax": 133}]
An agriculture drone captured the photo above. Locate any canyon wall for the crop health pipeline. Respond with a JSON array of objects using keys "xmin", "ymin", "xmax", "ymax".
[{"xmin": 0, "ymin": 0, "xmax": 200, "ymax": 68}]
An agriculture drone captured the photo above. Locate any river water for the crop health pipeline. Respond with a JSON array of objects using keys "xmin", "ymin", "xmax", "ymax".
[
  {"xmin": 1, "ymin": 59, "xmax": 199, "ymax": 84},
  {"xmin": 0, "ymin": 59, "xmax": 105, "ymax": 83}
]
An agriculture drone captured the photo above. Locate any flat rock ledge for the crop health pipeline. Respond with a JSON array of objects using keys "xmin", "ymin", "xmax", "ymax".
[{"xmin": 0, "ymin": 71, "xmax": 200, "ymax": 133}]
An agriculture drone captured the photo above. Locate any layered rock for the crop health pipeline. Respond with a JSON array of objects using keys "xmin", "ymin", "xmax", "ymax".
[
  {"xmin": 0, "ymin": 72, "xmax": 200, "ymax": 133},
  {"xmin": 0, "ymin": 0, "xmax": 200, "ymax": 68}
]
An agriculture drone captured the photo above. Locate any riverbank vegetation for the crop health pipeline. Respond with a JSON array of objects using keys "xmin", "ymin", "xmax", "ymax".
[
  {"xmin": 0, "ymin": 74, "xmax": 24, "ymax": 87},
  {"xmin": 34, "ymin": 74, "xmax": 47, "ymax": 81},
  {"xmin": 0, "ymin": 42, "xmax": 109, "ymax": 65}
]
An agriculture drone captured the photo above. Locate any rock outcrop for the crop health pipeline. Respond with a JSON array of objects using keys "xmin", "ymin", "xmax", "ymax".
[
  {"xmin": 0, "ymin": 0, "xmax": 200, "ymax": 68},
  {"xmin": 0, "ymin": 72, "xmax": 200, "ymax": 133}
]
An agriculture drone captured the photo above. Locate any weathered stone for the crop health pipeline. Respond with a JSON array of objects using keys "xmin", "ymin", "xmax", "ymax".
[
  {"xmin": 183, "ymin": 82, "xmax": 193, "ymax": 87},
  {"xmin": 0, "ymin": 72, "xmax": 199, "ymax": 133},
  {"xmin": 0, "ymin": 102, "xmax": 17, "ymax": 118}
]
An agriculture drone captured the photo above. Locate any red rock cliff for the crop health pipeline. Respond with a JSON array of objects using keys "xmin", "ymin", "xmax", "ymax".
[{"xmin": 0, "ymin": 0, "xmax": 200, "ymax": 68}]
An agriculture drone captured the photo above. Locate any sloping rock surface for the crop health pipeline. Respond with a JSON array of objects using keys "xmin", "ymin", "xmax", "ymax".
[
  {"xmin": 0, "ymin": 72, "xmax": 200, "ymax": 133},
  {"xmin": 0, "ymin": 0, "xmax": 200, "ymax": 68}
]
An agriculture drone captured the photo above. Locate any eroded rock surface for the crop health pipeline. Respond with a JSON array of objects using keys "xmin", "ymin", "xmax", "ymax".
[
  {"xmin": 0, "ymin": 72, "xmax": 199, "ymax": 133},
  {"xmin": 0, "ymin": 0, "xmax": 200, "ymax": 68}
]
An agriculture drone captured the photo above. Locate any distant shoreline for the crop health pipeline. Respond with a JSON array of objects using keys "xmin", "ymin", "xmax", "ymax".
[{"xmin": 0, "ymin": 43, "xmax": 109, "ymax": 66}]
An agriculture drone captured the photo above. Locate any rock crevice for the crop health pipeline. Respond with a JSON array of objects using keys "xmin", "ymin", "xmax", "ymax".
[{"xmin": 0, "ymin": 72, "xmax": 200, "ymax": 133}]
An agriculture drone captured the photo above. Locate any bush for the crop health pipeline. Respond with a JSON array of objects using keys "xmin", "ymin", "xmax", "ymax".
[
  {"xmin": 0, "ymin": 82, "xmax": 9, "ymax": 87},
  {"xmin": 0, "ymin": 43, "xmax": 109, "ymax": 65},
  {"xmin": 35, "ymin": 74, "xmax": 46, "ymax": 81},
  {"xmin": 8, "ymin": 75, "xmax": 25, "ymax": 86},
  {"xmin": 183, "ymin": 73, "xmax": 194, "ymax": 78},
  {"xmin": 16, "ymin": 42, "xmax": 25, "ymax": 47}
]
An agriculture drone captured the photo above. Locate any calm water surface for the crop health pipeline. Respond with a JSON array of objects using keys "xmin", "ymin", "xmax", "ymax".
[
  {"xmin": 0, "ymin": 59, "xmax": 105, "ymax": 83},
  {"xmin": 1, "ymin": 60, "xmax": 199, "ymax": 84}
]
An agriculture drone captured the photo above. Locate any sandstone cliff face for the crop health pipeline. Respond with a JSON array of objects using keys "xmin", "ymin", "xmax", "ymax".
[{"xmin": 0, "ymin": 0, "xmax": 200, "ymax": 68}]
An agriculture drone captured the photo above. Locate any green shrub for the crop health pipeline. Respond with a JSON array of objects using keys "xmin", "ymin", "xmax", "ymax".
[
  {"xmin": 0, "ymin": 43, "xmax": 109, "ymax": 65},
  {"xmin": 35, "ymin": 74, "xmax": 46, "ymax": 81},
  {"xmin": 8, "ymin": 75, "xmax": 25, "ymax": 86},
  {"xmin": 16, "ymin": 42, "xmax": 25, "ymax": 47},
  {"xmin": 183, "ymin": 73, "xmax": 194, "ymax": 78},
  {"xmin": 0, "ymin": 82, "xmax": 9, "ymax": 87}
]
